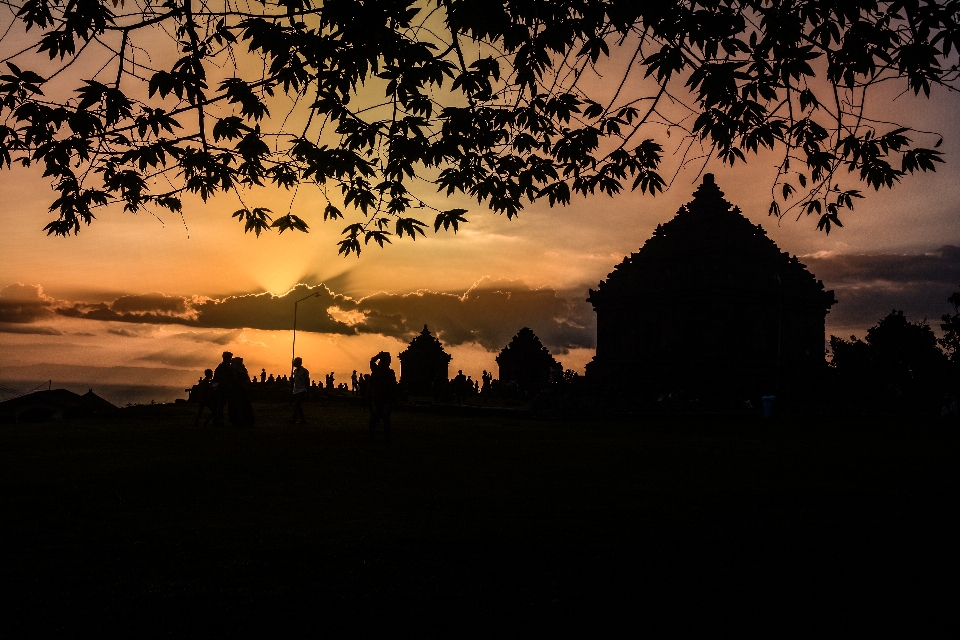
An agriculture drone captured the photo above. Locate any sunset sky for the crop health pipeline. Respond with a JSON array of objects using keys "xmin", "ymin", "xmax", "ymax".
[{"xmin": 1, "ymin": 7, "xmax": 958, "ymax": 404}]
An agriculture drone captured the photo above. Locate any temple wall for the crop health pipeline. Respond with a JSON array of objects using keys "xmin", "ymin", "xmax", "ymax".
[{"xmin": 591, "ymin": 291, "xmax": 829, "ymax": 397}]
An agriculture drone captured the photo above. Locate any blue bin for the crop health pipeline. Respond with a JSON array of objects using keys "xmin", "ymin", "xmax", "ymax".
[{"xmin": 761, "ymin": 395, "xmax": 776, "ymax": 419}]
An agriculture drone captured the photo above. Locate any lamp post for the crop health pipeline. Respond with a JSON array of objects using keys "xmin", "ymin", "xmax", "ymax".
[{"xmin": 292, "ymin": 291, "xmax": 321, "ymax": 374}]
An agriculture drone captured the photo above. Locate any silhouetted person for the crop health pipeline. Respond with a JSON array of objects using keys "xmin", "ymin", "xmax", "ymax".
[
  {"xmin": 268, "ymin": 373, "xmax": 275, "ymax": 384},
  {"xmin": 290, "ymin": 356, "xmax": 310, "ymax": 424},
  {"xmin": 358, "ymin": 373, "xmax": 370, "ymax": 409},
  {"xmin": 213, "ymin": 351, "xmax": 235, "ymax": 426},
  {"xmin": 326, "ymin": 372, "xmax": 335, "ymax": 390},
  {"xmin": 453, "ymin": 369, "xmax": 467, "ymax": 404},
  {"xmin": 260, "ymin": 368, "xmax": 267, "ymax": 383},
  {"xmin": 368, "ymin": 352, "xmax": 397, "ymax": 442},
  {"xmin": 351, "ymin": 370, "xmax": 358, "ymax": 394},
  {"xmin": 230, "ymin": 356, "xmax": 255, "ymax": 427},
  {"xmin": 194, "ymin": 369, "xmax": 216, "ymax": 427}
]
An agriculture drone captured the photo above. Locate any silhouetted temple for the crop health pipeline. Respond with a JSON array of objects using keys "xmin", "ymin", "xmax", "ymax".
[
  {"xmin": 586, "ymin": 174, "xmax": 836, "ymax": 397},
  {"xmin": 398, "ymin": 325, "xmax": 452, "ymax": 394},
  {"xmin": 496, "ymin": 327, "xmax": 562, "ymax": 388}
]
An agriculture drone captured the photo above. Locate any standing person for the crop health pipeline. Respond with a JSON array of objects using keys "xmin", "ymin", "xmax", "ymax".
[
  {"xmin": 358, "ymin": 374, "xmax": 370, "ymax": 410},
  {"xmin": 453, "ymin": 370, "xmax": 468, "ymax": 404},
  {"xmin": 368, "ymin": 352, "xmax": 397, "ymax": 442},
  {"xmin": 290, "ymin": 356, "xmax": 310, "ymax": 424},
  {"xmin": 213, "ymin": 351, "xmax": 235, "ymax": 427},
  {"xmin": 351, "ymin": 370, "xmax": 358, "ymax": 395},
  {"xmin": 194, "ymin": 369, "xmax": 217, "ymax": 427},
  {"xmin": 231, "ymin": 356, "xmax": 256, "ymax": 427},
  {"xmin": 260, "ymin": 368, "xmax": 267, "ymax": 383}
]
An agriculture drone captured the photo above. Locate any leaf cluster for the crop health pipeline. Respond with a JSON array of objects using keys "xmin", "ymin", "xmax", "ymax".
[{"xmin": 0, "ymin": 0, "xmax": 957, "ymax": 250}]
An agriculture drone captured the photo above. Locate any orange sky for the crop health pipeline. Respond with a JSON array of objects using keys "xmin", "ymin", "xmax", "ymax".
[{"xmin": 1, "ymin": 6, "xmax": 958, "ymax": 403}]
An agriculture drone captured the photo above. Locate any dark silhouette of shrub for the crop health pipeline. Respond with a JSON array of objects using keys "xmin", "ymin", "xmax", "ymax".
[{"xmin": 831, "ymin": 309, "xmax": 948, "ymax": 408}]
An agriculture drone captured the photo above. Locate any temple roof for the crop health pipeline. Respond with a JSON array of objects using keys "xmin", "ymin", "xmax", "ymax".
[
  {"xmin": 399, "ymin": 325, "xmax": 452, "ymax": 362},
  {"xmin": 588, "ymin": 174, "xmax": 836, "ymax": 308}
]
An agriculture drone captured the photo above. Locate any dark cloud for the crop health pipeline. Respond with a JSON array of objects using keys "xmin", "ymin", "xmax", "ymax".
[
  {"xmin": 0, "ymin": 283, "xmax": 55, "ymax": 323},
  {"xmin": 805, "ymin": 245, "xmax": 960, "ymax": 335},
  {"xmin": 111, "ymin": 292, "xmax": 193, "ymax": 316},
  {"xmin": 353, "ymin": 278, "xmax": 596, "ymax": 352},
  {"xmin": 805, "ymin": 245, "xmax": 960, "ymax": 286},
  {"xmin": 135, "ymin": 349, "xmax": 216, "ymax": 369},
  {"xmin": 107, "ymin": 326, "xmax": 155, "ymax": 338},
  {"xmin": 0, "ymin": 323, "xmax": 63, "ymax": 335},
  {"xmin": 174, "ymin": 329, "xmax": 244, "ymax": 345},
  {"xmin": 826, "ymin": 284, "xmax": 955, "ymax": 335},
  {"xmin": 50, "ymin": 284, "xmax": 354, "ymax": 332},
  {"xmin": 11, "ymin": 245, "xmax": 958, "ymax": 350},
  {"xmin": 192, "ymin": 285, "xmax": 356, "ymax": 334},
  {"xmin": 57, "ymin": 301, "xmax": 196, "ymax": 325},
  {"xmin": 6, "ymin": 280, "xmax": 597, "ymax": 353}
]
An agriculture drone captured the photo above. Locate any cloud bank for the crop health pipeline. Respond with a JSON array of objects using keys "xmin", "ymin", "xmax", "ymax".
[
  {"xmin": 3, "ymin": 245, "xmax": 956, "ymax": 350},
  {"xmin": 803, "ymin": 245, "xmax": 959, "ymax": 333},
  {"xmin": 1, "ymin": 279, "xmax": 595, "ymax": 353}
]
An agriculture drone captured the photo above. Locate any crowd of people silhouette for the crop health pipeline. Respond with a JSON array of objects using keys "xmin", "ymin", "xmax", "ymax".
[
  {"xmin": 191, "ymin": 352, "xmax": 257, "ymax": 427},
  {"xmin": 186, "ymin": 278, "xmax": 960, "ymax": 427},
  {"xmin": 187, "ymin": 343, "xmax": 560, "ymax": 433},
  {"xmin": 189, "ymin": 349, "xmax": 405, "ymax": 432}
]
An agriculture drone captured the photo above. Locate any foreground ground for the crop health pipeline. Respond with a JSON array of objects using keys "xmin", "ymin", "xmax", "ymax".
[{"xmin": 2, "ymin": 403, "xmax": 956, "ymax": 634}]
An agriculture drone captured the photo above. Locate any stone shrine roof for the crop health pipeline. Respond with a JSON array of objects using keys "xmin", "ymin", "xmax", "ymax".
[
  {"xmin": 588, "ymin": 174, "xmax": 836, "ymax": 308},
  {"xmin": 399, "ymin": 325, "xmax": 452, "ymax": 361}
]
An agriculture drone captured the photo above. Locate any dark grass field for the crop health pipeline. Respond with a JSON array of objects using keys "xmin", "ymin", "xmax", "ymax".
[{"xmin": 2, "ymin": 402, "xmax": 957, "ymax": 635}]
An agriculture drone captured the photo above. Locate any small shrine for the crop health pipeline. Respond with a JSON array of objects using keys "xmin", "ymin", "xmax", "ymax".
[
  {"xmin": 398, "ymin": 325, "xmax": 452, "ymax": 394},
  {"xmin": 496, "ymin": 327, "xmax": 562, "ymax": 388},
  {"xmin": 586, "ymin": 174, "xmax": 836, "ymax": 397}
]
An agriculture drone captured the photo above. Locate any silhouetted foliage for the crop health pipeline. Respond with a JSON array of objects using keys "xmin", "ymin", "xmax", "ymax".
[
  {"xmin": 1, "ymin": 1, "xmax": 957, "ymax": 252},
  {"xmin": 831, "ymin": 309, "xmax": 948, "ymax": 405},
  {"xmin": 940, "ymin": 287, "xmax": 960, "ymax": 363},
  {"xmin": 828, "ymin": 334, "xmax": 872, "ymax": 386}
]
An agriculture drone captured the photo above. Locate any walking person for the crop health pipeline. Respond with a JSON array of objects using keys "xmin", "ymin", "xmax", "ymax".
[
  {"xmin": 367, "ymin": 351, "xmax": 397, "ymax": 442},
  {"xmin": 193, "ymin": 368, "xmax": 217, "ymax": 427},
  {"xmin": 290, "ymin": 356, "xmax": 310, "ymax": 424}
]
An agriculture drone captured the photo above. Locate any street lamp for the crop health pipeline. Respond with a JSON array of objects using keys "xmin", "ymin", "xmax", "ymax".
[{"xmin": 292, "ymin": 291, "xmax": 321, "ymax": 374}]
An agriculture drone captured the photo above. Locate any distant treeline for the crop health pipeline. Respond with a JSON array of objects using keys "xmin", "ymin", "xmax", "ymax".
[{"xmin": 828, "ymin": 286, "xmax": 959, "ymax": 410}]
